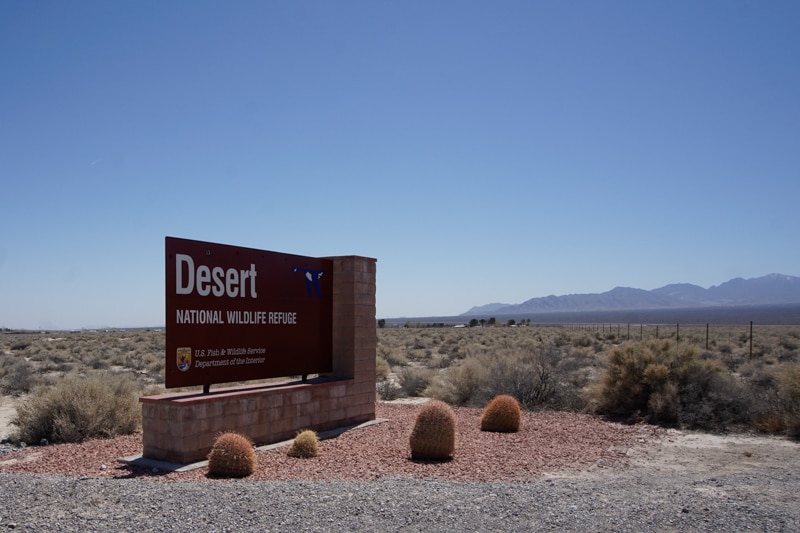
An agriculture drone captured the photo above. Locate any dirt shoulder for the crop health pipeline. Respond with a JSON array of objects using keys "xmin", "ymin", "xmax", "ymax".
[
  {"xmin": 0, "ymin": 397, "xmax": 15, "ymax": 441},
  {"xmin": 543, "ymin": 426, "xmax": 799, "ymax": 482}
]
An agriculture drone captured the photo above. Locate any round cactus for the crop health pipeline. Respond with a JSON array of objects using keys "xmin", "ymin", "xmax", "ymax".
[
  {"xmin": 409, "ymin": 400, "xmax": 457, "ymax": 460},
  {"xmin": 207, "ymin": 431, "xmax": 256, "ymax": 478},
  {"xmin": 480, "ymin": 394, "xmax": 522, "ymax": 432},
  {"xmin": 287, "ymin": 429, "xmax": 319, "ymax": 458}
]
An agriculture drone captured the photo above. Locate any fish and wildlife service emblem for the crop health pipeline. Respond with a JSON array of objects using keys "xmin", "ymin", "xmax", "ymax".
[{"xmin": 177, "ymin": 347, "xmax": 192, "ymax": 371}]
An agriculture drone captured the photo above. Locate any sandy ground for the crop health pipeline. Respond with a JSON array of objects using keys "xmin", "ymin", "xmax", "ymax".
[
  {"xmin": 543, "ymin": 426, "xmax": 799, "ymax": 483},
  {"xmin": 0, "ymin": 397, "xmax": 15, "ymax": 441}
]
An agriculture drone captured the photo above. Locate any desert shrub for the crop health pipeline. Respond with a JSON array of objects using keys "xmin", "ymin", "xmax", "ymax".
[
  {"xmin": 375, "ymin": 356, "xmax": 390, "ymax": 380},
  {"xmin": 409, "ymin": 400, "xmax": 456, "ymax": 460},
  {"xmin": 740, "ymin": 362, "xmax": 784, "ymax": 433},
  {"xmin": 425, "ymin": 347, "xmax": 570, "ymax": 410},
  {"xmin": 480, "ymin": 349, "xmax": 559, "ymax": 410},
  {"xmin": 376, "ymin": 379, "xmax": 402, "ymax": 400},
  {"xmin": 480, "ymin": 394, "xmax": 522, "ymax": 432},
  {"xmin": 12, "ymin": 373, "xmax": 141, "ymax": 444},
  {"xmin": 675, "ymin": 358, "xmax": 750, "ymax": 430},
  {"xmin": 556, "ymin": 349, "xmax": 599, "ymax": 403},
  {"xmin": 424, "ymin": 357, "xmax": 488, "ymax": 405},
  {"xmin": 0, "ymin": 357, "xmax": 41, "ymax": 394},
  {"xmin": 143, "ymin": 353, "xmax": 165, "ymax": 375},
  {"xmin": 573, "ymin": 335, "xmax": 593, "ymax": 348},
  {"xmin": 777, "ymin": 363, "xmax": 800, "ymax": 439},
  {"xmin": 780, "ymin": 337, "xmax": 799, "ymax": 351},
  {"xmin": 207, "ymin": 431, "xmax": 256, "ymax": 478},
  {"xmin": 588, "ymin": 340, "xmax": 750, "ymax": 430},
  {"xmin": 379, "ymin": 345, "xmax": 408, "ymax": 367},
  {"xmin": 398, "ymin": 366, "xmax": 435, "ymax": 397},
  {"xmin": 287, "ymin": 429, "xmax": 319, "ymax": 458}
]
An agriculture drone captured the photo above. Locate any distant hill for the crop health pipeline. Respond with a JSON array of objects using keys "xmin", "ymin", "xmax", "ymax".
[{"xmin": 462, "ymin": 274, "xmax": 800, "ymax": 316}]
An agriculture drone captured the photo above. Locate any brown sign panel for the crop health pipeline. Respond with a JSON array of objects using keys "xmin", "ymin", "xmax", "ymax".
[{"xmin": 165, "ymin": 237, "xmax": 333, "ymax": 389}]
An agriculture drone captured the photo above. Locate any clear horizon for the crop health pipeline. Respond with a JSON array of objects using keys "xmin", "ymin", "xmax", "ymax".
[{"xmin": 2, "ymin": 2, "xmax": 799, "ymax": 330}]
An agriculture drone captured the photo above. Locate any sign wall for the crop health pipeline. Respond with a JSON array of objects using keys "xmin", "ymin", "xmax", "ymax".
[{"xmin": 165, "ymin": 237, "xmax": 333, "ymax": 388}]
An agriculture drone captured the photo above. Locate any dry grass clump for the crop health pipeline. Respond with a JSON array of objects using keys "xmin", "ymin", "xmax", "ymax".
[
  {"xmin": 11, "ymin": 372, "xmax": 141, "ymax": 444},
  {"xmin": 287, "ymin": 429, "xmax": 319, "ymax": 458},
  {"xmin": 376, "ymin": 378, "xmax": 402, "ymax": 401},
  {"xmin": 397, "ymin": 366, "xmax": 436, "ymax": 397},
  {"xmin": 207, "ymin": 431, "xmax": 257, "ymax": 478},
  {"xmin": 481, "ymin": 394, "xmax": 522, "ymax": 432},
  {"xmin": 0, "ymin": 355, "xmax": 41, "ymax": 394},
  {"xmin": 375, "ymin": 356, "xmax": 391, "ymax": 380}
]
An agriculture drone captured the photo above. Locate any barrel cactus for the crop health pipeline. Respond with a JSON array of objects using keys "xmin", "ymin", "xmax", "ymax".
[
  {"xmin": 287, "ymin": 429, "xmax": 319, "ymax": 458},
  {"xmin": 409, "ymin": 400, "xmax": 457, "ymax": 460},
  {"xmin": 207, "ymin": 431, "xmax": 256, "ymax": 478},
  {"xmin": 480, "ymin": 394, "xmax": 522, "ymax": 432}
]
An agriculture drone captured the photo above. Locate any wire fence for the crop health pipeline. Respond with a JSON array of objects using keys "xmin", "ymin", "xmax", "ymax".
[{"xmin": 559, "ymin": 321, "xmax": 800, "ymax": 357}]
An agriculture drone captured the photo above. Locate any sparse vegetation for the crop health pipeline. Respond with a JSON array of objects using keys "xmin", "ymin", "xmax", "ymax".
[
  {"xmin": 377, "ymin": 323, "xmax": 800, "ymax": 438},
  {"xmin": 777, "ymin": 363, "xmax": 800, "ymax": 438},
  {"xmin": 2, "ymin": 324, "xmax": 799, "ymax": 441},
  {"xmin": 11, "ymin": 373, "xmax": 141, "ymax": 444},
  {"xmin": 587, "ymin": 340, "xmax": 750, "ymax": 430}
]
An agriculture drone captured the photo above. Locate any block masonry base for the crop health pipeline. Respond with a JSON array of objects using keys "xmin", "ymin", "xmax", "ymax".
[{"xmin": 140, "ymin": 377, "xmax": 375, "ymax": 464}]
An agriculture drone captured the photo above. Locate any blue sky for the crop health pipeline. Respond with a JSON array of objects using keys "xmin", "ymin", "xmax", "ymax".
[{"xmin": 2, "ymin": 1, "xmax": 799, "ymax": 329}]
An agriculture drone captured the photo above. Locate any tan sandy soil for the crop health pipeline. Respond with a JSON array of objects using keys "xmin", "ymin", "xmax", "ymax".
[{"xmin": 0, "ymin": 397, "xmax": 16, "ymax": 441}]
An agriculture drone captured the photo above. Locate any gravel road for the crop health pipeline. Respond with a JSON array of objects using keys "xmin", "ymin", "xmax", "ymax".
[
  {"xmin": 1, "ymin": 466, "xmax": 798, "ymax": 532},
  {"xmin": 1, "ymin": 402, "xmax": 798, "ymax": 531}
]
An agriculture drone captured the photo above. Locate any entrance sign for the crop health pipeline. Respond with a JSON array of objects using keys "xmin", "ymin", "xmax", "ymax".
[{"xmin": 165, "ymin": 237, "xmax": 333, "ymax": 389}]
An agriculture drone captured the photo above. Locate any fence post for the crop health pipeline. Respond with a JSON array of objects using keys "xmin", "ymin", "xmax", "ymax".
[
  {"xmin": 749, "ymin": 321, "xmax": 753, "ymax": 359},
  {"xmin": 677, "ymin": 323, "xmax": 680, "ymax": 345},
  {"xmin": 706, "ymin": 323, "xmax": 709, "ymax": 351}
]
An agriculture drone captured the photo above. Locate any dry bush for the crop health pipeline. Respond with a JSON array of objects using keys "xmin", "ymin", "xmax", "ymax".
[
  {"xmin": 143, "ymin": 353, "xmax": 165, "ymax": 375},
  {"xmin": 375, "ymin": 379, "xmax": 402, "ymax": 401},
  {"xmin": 424, "ymin": 357, "xmax": 488, "ymax": 405},
  {"xmin": 397, "ymin": 366, "xmax": 435, "ymax": 397},
  {"xmin": 375, "ymin": 356, "xmax": 390, "ymax": 380},
  {"xmin": 480, "ymin": 348, "xmax": 561, "ymax": 410},
  {"xmin": 422, "ymin": 345, "xmax": 577, "ymax": 411},
  {"xmin": 777, "ymin": 362, "xmax": 800, "ymax": 439},
  {"xmin": 0, "ymin": 356, "xmax": 41, "ymax": 394},
  {"xmin": 377, "ymin": 341, "xmax": 408, "ymax": 367},
  {"xmin": 676, "ymin": 358, "xmax": 750, "ymax": 430},
  {"xmin": 11, "ymin": 372, "xmax": 141, "ymax": 444},
  {"xmin": 740, "ymin": 361, "xmax": 784, "ymax": 432},
  {"xmin": 588, "ymin": 340, "xmax": 750, "ymax": 430}
]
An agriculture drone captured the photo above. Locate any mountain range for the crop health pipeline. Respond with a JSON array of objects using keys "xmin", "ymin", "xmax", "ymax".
[{"xmin": 462, "ymin": 274, "xmax": 800, "ymax": 316}]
